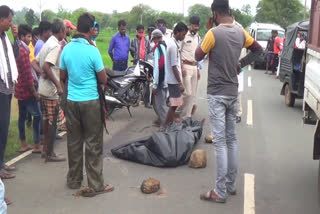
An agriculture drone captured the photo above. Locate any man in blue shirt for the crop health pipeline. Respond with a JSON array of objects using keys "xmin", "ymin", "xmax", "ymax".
[
  {"xmin": 34, "ymin": 21, "xmax": 52, "ymax": 57},
  {"xmin": 108, "ymin": 20, "xmax": 130, "ymax": 72},
  {"xmin": 60, "ymin": 12, "xmax": 114, "ymax": 197}
]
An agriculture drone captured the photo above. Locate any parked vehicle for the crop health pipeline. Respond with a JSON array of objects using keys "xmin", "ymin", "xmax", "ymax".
[
  {"xmin": 104, "ymin": 60, "xmax": 153, "ymax": 118},
  {"xmin": 249, "ymin": 22, "xmax": 285, "ymax": 68},
  {"xmin": 303, "ymin": 0, "xmax": 320, "ymax": 192},
  {"xmin": 279, "ymin": 20, "xmax": 309, "ymax": 107}
]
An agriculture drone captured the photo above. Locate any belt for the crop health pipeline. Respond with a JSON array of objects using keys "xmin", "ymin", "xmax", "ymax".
[
  {"xmin": 113, "ymin": 60, "xmax": 128, "ymax": 64},
  {"xmin": 182, "ymin": 60, "xmax": 198, "ymax": 66}
]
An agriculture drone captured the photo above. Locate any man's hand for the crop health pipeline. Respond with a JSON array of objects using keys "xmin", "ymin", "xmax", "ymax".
[
  {"xmin": 237, "ymin": 63, "xmax": 242, "ymax": 75},
  {"xmin": 179, "ymin": 82, "xmax": 185, "ymax": 93},
  {"xmin": 152, "ymin": 88, "xmax": 157, "ymax": 96},
  {"xmin": 197, "ymin": 69, "xmax": 200, "ymax": 80},
  {"xmin": 34, "ymin": 92, "xmax": 40, "ymax": 102},
  {"xmin": 206, "ymin": 17, "xmax": 214, "ymax": 30},
  {"xmin": 11, "ymin": 25, "xmax": 18, "ymax": 39},
  {"xmin": 57, "ymin": 85, "xmax": 63, "ymax": 96},
  {"xmin": 182, "ymin": 69, "xmax": 187, "ymax": 78}
]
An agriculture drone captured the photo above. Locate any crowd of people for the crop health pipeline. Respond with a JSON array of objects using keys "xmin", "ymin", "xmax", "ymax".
[{"xmin": 0, "ymin": 0, "xmax": 263, "ymax": 211}]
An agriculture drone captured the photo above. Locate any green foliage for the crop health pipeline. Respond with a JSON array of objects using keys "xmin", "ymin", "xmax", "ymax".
[
  {"xmin": 232, "ymin": 4, "xmax": 254, "ymax": 29},
  {"xmin": 41, "ymin": 9, "xmax": 56, "ymax": 22},
  {"xmin": 255, "ymin": 0, "xmax": 305, "ymax": 28},
  {"xmin": 25, "ymin": 9, "xmax": 36, "ymax": 26},
  {"xmin": 12, "ymin": 7, "xmax": 28, "ymax": 25}
]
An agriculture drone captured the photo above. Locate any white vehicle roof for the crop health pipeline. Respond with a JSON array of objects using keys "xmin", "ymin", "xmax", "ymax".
[{"xmin": 250, "ymin": 22, "xmax": 285, "ymax": 32}]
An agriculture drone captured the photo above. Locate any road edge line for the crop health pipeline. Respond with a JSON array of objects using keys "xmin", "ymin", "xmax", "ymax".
[
  {"xmin": 247, "ymin": 100, "xmax": 253, "ymax": 126},
  {"xmin": 244, "ymin": 173, "xmax": 255, "ymax": 214}
]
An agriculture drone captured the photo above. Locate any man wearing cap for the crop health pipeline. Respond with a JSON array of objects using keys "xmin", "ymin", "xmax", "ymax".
[
  {"xmin": 61, "ymin": 19, "xmax": 76, "ymax": 50},
  {"xmin": 178, "ymin": 16, "xmax": 201, "ymax": 120},
  {"xmin": 195, "ymin": 0, "xmax": 262, "ymax": 203},
  {"xmin": 151, "ymin": 29, "xmax": 168, "ymax": 126}
]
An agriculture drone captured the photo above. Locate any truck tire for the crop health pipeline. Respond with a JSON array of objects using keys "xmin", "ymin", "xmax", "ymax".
[{"xmin": 284, "ymin": 84, "xmax": 295, "ymax": 107}]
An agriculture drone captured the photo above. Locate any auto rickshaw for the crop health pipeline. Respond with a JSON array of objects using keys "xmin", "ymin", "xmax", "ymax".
[{"xmin": 279, "ymin": 20, "xmax": 309, "ymax": 107}]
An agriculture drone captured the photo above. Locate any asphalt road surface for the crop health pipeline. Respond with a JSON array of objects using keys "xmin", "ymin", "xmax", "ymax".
[{"xmin": 4, "ymin": 65, "xmax": 320, "ymax": 214}]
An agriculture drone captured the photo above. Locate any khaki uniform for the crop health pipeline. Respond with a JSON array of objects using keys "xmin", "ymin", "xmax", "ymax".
[{"xmin": 179, "ymin": 31, "xmax": 200, "ymax": 119}]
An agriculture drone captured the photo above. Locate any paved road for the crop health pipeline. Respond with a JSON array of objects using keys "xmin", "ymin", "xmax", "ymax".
[{"xmin": 4, "ymin": 66, "xmax": 320, "ymax": 214}]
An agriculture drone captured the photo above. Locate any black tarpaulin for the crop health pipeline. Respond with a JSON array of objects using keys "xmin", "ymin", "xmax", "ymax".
[{"xmin": 111, "ymin": 119, "xmax": 204, "ymax": 167}]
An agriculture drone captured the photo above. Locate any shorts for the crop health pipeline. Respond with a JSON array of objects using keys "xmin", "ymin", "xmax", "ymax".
[
  {"xmin": 40, "ymin": 98, "xmax": 65, "ymax": 126},
  {"xmin": 168, "ymin": 84, "xmax": 183, "ymax": 107},
  {"xmin": 267, "ymin": 53, "xmax": 274, "ymax": 64}
]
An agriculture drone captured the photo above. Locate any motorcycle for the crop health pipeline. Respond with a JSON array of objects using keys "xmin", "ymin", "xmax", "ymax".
[{"xmin": 104, "ymin": 60, "xmax": 153, "ymax": 118}]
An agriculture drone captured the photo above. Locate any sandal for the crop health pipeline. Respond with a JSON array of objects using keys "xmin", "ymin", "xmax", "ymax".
[
  {"xmin": 19, "ymin": 146, "xmax": 32, "ymax": 153},
  {"xmin": 0, "ymin": 170, "xmax": 16, "ymax": 179},
  {"xmin": 80, "ymin": 185, "xmax": 114, "ymax": 197},
  {"xmin": 200, "ymin": 190, "xmax": 226, "ymax": 203},
  {"xmin": 4, "ymin": 165, "xmax": 16, "ymax": 171},
  {"xmin": 4, "ymin": 198, "xmax": 12, "ymax": 206}
]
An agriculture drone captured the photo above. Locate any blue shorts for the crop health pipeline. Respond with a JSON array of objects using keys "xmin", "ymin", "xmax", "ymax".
[{"xmin": 267, "ymin": 53, "xmax": 274, "ymax": 64}]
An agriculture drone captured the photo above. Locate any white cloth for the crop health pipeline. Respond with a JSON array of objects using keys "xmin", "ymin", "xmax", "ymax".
[
  {"xmin": 0, "ymin": 33, "xmax": 18, "ymax": 88},
  {"xmin": 0, "ymin": 179, "xmax": 7, "ymax": 214},
  {"xmin": 238, "ymin": 71, "xmax": 244, "ymax": 93}
]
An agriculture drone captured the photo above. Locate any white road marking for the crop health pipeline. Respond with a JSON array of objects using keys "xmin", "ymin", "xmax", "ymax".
[
  {"xmin": 6, "ymin": 150, "xmax": 32, "ymax": 166},
  {"xmin": 248, "ymin": 65, "xmax": 252, "ymax": 71},
  {"xmin": 244, "ymin": 173, "xmax": 255, "ymax": 214},
  {"xmin": 6, "ymin": 131, "xmax": 67, "ymax": 166},
  {"xmin": 247, "ymin": 100, "xmax": 253, "ymax": 126},
  {"xmin": 248, "ymin": 76, "xmax": 252, "ymax": 88}
]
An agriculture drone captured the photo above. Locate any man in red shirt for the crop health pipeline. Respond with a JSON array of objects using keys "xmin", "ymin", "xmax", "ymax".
[
  {"xmin": 271, "ymin": 35, "xmax": 284, "ymax": 75},
  {"xmin": 15, "ymin": 24, "xmax": 42, "ymax": 154}
]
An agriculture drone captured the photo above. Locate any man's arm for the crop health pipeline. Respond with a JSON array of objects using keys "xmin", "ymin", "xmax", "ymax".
[
  {"xmin": 11, "ymin": 25, "xmax": 20, "ymax": 58},
  {"xmin": 60, "ymin": 69, "xmax": 67, "ymax": 84},
  {"xmin": 195, "ymin": 30, "xmax": 215, "ymax": 62},
  {"xmin": 239, "ymin": 30, "xmax": 263, "ymax": 68},
  {"xmin": 129, "ymin": 39, "xmax": 135, "ymax": 58},
  {"xmin": 31, "ymin": 60, "xmax": 42, "ymax": 74},
  {"xmin": 108, "ymin": 36, "xmax": 115, "ymax": 61},
  {"xmin": 97, "ymin": 69, "xmax": 107, "ymax": 86},
  {"xmin": 42, "ymin": 62, "xmax": 62, "ymax": 95}
]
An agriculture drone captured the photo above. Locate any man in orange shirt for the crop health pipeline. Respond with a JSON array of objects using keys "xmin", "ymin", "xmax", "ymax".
[{"xmin": 271, "ymin": 35, "xmax": 284, "ymax": 75}]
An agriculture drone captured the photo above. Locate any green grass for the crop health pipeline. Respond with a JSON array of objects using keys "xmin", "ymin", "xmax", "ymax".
[{"xmin": 5, "ymin": 29, "xmax": 135, "ymax": 159}]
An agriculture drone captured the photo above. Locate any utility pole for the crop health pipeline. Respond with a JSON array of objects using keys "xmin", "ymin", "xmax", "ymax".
[
  {"xmin": 304, "ymin": 0, "xmax": 307, "ymax": 20},
  {"xmin": 37, "ymin": 0, "xmax": 44, "ymax": 22},
  {"xmin": 182, "ymin": 0, "xmax": 185, "ymax": 16}
]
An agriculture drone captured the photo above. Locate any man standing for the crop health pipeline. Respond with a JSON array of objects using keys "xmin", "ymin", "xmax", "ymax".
[
  {"xmin": 61, "ymin": 19, "xmax": 76, "ymax": 50},
  {"xmin": 130, "ymin": 25, "xmax": 151, "ymax": 63},
  {"xmin": 152, "ymin": 29, "xmax": 168, "ymax": 126},
  {"xmin": 265, "ymin": 30, "xmax": 277, "ymax": 74},
  {"xmin": 15, "ymin": 24, "xmax": 42, "ymax": 154},
  {"xmin": 179, "ymin": 16, "xmax": 201, "ymax": 120},
  {"xmin": 108, "ymin": 20, "xmax": 130, "ymax": 72},
  {"xmin": 163, "ymin": 22, "xmax": 188, "ymax": 129},
  {"xmin": 60, "ymin": 13, "xmax": 114, "ymax": 196},
  {"xmin": 34, "ymin": 21, "xmax": 52, "ymax": 57},
  {"xmin": 36, "ymin": 18, "xmax": 66, "ymax": 162},
  {"xmin": 0, "ymin": 5, "xmax": 20, "ymax": 180},
  {"xmin": 156, "ymin": 19, "xmax": 173, "ymax": 42},
  {"xmin": 272, "ymin": 33, "xmax": 284, "ymax": 75},
  {"xmin": 195, "ymin": 0, "xmax": 262, "ymax": 203}
]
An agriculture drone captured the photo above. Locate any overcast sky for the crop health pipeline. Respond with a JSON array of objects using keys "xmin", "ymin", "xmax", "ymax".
[{"xmin": 1, "ymin": 0, "xmax": 311, "ymax": 15}]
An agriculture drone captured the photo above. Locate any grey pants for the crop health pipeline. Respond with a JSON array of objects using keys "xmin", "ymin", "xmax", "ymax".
[
  {"xmin": 208, "ymin": 95, "xmax": 238, "ymax": 199},
  {"xmin": 153, "ymin": 84, "xmax": 168, "ymax": 125},
  {"xmin": 66, "ymin": 99, "xmax": 104, "ymax": 191}
]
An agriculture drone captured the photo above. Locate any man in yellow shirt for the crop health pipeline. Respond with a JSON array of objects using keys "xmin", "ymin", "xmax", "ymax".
[{"xmin": 195, "ymin": 0, "xmax": 262, "ymax": 203}]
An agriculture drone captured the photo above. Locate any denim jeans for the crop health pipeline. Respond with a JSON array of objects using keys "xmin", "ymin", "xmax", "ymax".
[
  {"xmin": 18, "ymin": 97, "xmax": 42, "ymax": 144},
  {"xmin": 0, "ymin": 93, "xmax": 12, "ymax": 169},
  {"xmin": 208, "ymin": 95, "xmax": 238, "ymax": 199},
  {"xmin": 112, "ymin": 61, "xmax": 128, "ymax": 72}
]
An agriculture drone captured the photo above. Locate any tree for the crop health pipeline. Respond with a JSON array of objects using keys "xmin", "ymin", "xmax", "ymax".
[
  {"xmin": 25, "ymin": 9, "xmax": 36, "ymax": 26},
  {"xmin": 41, "ymin": 9, "xmax": 56, "ymax": 23},
  {"xmin": 188, "ymin": 4, "xmax": 212, "ymax": 35},
  {"xmin": 232, "ymin": 7, "xmax": 253, "ymax": 29},
  {"xmin": 13, "ymin": 7, "xmax": 29, "ymax": 25},
  {"xmin": 255, "ymin": 0, "xmax": 304, "ymax": 28}
]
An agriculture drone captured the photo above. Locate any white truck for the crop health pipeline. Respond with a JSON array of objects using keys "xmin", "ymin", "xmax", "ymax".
[{"xmin": 303, "ymin": 0, "xmax": 320, "ymax": 190}]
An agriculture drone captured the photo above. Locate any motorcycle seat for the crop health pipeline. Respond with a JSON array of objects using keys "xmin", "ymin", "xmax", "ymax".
[{"xmin": 106, "ymin": 69, "xmax": 126, "ymax": 78}]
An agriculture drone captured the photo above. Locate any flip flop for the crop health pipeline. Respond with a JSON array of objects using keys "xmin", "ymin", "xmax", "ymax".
[
  {"xmin": 81, "ymin": 185, "xmax": 114, "ymax": 197},
  {"xmin": 19, "ymin": 146, "xmax": 32, "ymax": 153},
  {"xmin": 4, "ymin": 165, "xmax": 16, "ymax": 171},
  {"xmin": 0, "ymin": 171, "xmax": 16, "ymax": 179},
  {"xmin": 200, "ymin": 190, "xmax": 226, "ymax": 203}
]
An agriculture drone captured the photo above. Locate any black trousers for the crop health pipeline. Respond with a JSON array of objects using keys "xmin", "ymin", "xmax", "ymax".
[
  {"xmin": 272, "ymin": 54, "xmax": 279, "ymax": 73},
  {"xmin": 0, "ymin": 93, "xmax": 12, "ymax": 169}
]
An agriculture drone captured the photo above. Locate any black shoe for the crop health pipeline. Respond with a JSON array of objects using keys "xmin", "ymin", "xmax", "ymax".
[
  {"xmin": 145, "ymin": 104, "xmax": 152, "ymax": 109},
  {"xmin": 56, "ymin": 133, "xmax": 63, "ymax": 140},
  {"xmin": 227, "ymin": 190, "xmax": 237, "ymax": 196},
  {"xmin": 236, "ymin": 116, "xmax": 241, "ymax": 123},
  {"xmin": 45, "ymin": 153, "xmax": 66, "ymax": 162}
]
